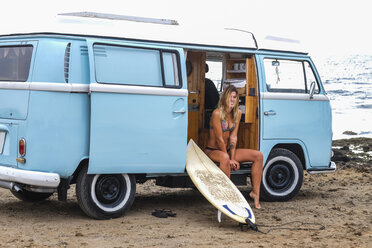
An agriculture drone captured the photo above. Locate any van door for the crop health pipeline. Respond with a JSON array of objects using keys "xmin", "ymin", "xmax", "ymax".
[
  {"xmin": 0, "ymin": 42, "xmax": 36, "ymax": 120},
  {"xmin": 258, "ymin": 55, "xmax": 332, "ymax": 168},
  {"xmin": 87, "ymin": 40, "xmax": 188, "ymax": 174},
  {"xmin": 0, "ymin": 41, "xmax": 37, "ymax": 167}
]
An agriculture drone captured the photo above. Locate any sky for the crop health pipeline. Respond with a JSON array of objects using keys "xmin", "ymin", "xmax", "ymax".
[{"xmin": 2, "ymin": 0, "xmax": 372, "ymax": 56}]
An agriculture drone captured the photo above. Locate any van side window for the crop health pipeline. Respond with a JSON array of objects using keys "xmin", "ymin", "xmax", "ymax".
[
  {"xmin": 94, "ymin": 44, "xmax": 163, "ymax": 86},
  {"xmin": 0, "ymin": 46, "xmax": 33, "ymax": 82},
  {"xmin": 163, "ymin": 52, "xmax": 180, "ymax": 87},
  {"xmin": 304, "ymin": 61, "xmax": 320, "ymax": 94},
  {"xmin": 264, "ymin": 58, "xmax": 320, "ymax": 94},
  {"xmin": 93, "ymin": 44, "xmax": 181, "ymax": 88}
]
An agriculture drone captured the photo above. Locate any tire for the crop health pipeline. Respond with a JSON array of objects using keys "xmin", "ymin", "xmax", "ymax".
[
  {"xmin": 76, "ymin": 166, "xmax": 136, "ymax": 220},
  {"xmin": 11, "ymin": 189, "xmax": 53, "ymax": 202},
  {"xmin": 260, "ymin": 148, "xmax": 303, "ymax": 202}
]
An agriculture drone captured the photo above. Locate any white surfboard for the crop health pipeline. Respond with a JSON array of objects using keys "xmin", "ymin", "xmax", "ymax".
[{"xmin": 186, "ymin": 139, "xmax": 255, "ymax": 224}]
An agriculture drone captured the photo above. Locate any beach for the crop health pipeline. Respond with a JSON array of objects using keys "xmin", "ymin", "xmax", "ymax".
[{"xmin": 0, "ymin": 138, "xmax": 371, "ymax": 247}]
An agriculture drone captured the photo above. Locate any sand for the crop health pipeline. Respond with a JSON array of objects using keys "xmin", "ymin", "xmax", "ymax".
[{"xmin": 0, "ymin": 139, "xmax": 371, "ymax": 247}]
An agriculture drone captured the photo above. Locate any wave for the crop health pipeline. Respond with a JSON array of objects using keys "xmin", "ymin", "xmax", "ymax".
[
  {"xmin": 356, "ymin": 104, "xmax": 372, "ymax": 109},
  {"xmin": 327, "ymin": 89, "xmax": 353, "ymax": 96}
]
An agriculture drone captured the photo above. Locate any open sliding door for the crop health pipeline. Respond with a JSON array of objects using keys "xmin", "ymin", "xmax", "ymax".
[{"xmin": 87, "ymin": 39, "xmax": 188, "ymax": 174}]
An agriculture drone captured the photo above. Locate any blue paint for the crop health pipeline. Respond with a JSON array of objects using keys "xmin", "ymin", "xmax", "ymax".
[
  {"xmin": 223, "ymin": 204, "xmax": 252, "ymax": 219},
  {"xmin": 0, "ymin": 34, "xmax": 333, "ymax": 189},
  {"xmin": 257, "ymin": 54, "xmax": 332, "ymax": 168}
]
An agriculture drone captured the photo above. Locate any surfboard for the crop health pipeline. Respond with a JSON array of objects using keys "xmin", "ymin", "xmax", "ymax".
[{"xmin": 186, "ymin": 139, "xmax": 255, "ymax": 224}]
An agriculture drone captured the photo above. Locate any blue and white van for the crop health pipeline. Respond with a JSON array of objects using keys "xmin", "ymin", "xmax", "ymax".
[{"xmin": 0, "ymin": 12, "xmax": 335, "ymax": 219}]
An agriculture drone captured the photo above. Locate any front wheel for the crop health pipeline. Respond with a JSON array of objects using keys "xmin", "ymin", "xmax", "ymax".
[
  {"xmin": 76, "ymin": 166, "xmax": 136, "ymax": 219},
  {"xmin": 260, "ymin": 148, "xmax": 303, "ymax": 202}
]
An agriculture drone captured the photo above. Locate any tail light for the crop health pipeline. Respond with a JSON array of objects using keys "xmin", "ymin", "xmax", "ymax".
[{"xmin": 19, "ymin": 138, "xmax": 26, "ymax": 157}]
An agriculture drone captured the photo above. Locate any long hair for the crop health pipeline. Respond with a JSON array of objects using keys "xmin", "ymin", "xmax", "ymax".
[{"xmin": 218, "ymin": 85, "xmax": 239, "ymax": 123}]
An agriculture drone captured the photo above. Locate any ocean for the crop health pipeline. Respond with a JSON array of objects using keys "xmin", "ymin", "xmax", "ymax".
[{"xmin": 314, "ymin": 54, "xmax": 372, "ymax": 140}]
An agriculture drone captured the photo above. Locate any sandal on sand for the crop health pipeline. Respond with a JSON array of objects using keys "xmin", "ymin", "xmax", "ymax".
[{"xmin": 152, "ymin": 209, "xmax": 177, "ymax": 218}]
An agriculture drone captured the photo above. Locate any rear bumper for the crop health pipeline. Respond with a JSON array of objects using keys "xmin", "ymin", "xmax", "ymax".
[{"xmin": 0, "ymin": 165, "xmax": 60, "ymax": 188}]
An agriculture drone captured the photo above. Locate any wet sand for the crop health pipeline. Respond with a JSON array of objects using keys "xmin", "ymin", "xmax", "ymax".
[{"xmin": 0, "ymin": 139, "xmax": 371, "ymax": 247}]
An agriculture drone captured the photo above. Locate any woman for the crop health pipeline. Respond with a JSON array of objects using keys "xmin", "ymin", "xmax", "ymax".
[{"xmin": 204, "ymin": 85, "xmax": 263, "ymax": 209}]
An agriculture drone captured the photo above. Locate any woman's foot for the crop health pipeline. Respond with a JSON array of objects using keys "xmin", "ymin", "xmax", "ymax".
[{"xmin": 249, "ymin": 192, "xmax": 261, "ymax": 209}]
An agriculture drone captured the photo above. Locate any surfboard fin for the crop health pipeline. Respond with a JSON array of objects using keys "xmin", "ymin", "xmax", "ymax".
[{"xmin": 217, "ymin": 210, "xmax": 222, "ymax": 223}]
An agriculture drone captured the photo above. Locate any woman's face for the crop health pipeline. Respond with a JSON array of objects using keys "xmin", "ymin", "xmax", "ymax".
[{"xmin": 227, "ymin": 91, "xmax": 237, "ymax": 109}]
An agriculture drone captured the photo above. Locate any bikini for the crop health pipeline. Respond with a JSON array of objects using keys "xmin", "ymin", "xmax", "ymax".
[{"xmin": 205, "ymin": 120, "xmax": 236, "ymax": 152}]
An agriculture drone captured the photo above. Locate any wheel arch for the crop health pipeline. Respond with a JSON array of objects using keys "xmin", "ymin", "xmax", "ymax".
[
  {"xmin": 272, "ymin": 143, "xmax": 306, "ymax": 170},
  {"xmin": 71, "ymin": 158, "xmax": 89, "ymax": 184}
]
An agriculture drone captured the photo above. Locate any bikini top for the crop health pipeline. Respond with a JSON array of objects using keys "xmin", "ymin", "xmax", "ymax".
[
  {"xmin": 210, "ymin": 120, "xmax": 236, "ymax": 132},
  {"xmin": 221, "ymin": 120, "xmax": 236, "ymax": 132}
]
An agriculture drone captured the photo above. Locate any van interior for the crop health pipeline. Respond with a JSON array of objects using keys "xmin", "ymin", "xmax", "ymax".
[{"xmin": 186, "ymin": 51, "xmax": 259, "ymax": 151}]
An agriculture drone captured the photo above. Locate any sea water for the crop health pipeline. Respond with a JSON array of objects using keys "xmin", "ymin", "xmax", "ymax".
[{"xmin": 314, "ymin": 54, "xmax": 372, "ymax": 140}]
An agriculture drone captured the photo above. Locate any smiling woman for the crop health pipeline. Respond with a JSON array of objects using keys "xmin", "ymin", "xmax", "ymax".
[{"xmin": 204, "ymin": 85, "xmax": 263, "ymax": 209}]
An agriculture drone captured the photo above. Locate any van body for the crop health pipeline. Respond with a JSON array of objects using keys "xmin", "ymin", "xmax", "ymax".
[{"xmin": 0, "ymin": 13, "xmax": 335, "ymax": 219}]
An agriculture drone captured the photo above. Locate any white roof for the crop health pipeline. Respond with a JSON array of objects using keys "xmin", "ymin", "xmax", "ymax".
[{"xmin": 0, "ymin": 12, "xmax": 306, "ymax": 54}]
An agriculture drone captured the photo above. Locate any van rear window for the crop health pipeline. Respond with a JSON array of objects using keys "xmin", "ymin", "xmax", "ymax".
[{"xmin": 0, "ymin": 46, "xmax": 33, "ymax": 82}]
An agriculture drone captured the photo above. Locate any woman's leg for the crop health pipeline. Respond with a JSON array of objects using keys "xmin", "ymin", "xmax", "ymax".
[
  {"xmin": 235, "ymin": 149, "xmax": 263, "ymax": 209},
  {"xmin": 204, "ymin": 150, "xmax": 231, "ymax": 178}
]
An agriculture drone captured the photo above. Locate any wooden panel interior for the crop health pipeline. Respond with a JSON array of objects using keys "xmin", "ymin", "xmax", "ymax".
[
  {"xmin": 186, "ymin": 52, "xmax": 259, "ymax": 151},
  {"xmin": 187, "ymin": 51, "xmax": 206, "ymax": 143},
  {"xmin": 225, "ymin": 55, "xmax": 259, "ymax": 150}
]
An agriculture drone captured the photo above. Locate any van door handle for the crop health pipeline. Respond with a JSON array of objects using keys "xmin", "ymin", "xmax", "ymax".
[
  {"xmin": 264, "ymin": 110, "xmax": 276, "ymax": 116},
  {"xmin": 173, "ymin": 110, "xmax": 186, "ymax": 114}
]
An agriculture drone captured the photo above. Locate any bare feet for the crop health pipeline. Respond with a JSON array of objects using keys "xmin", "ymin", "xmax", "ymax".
[{"xmin": 249, "ymin": 192, "xmax": 261, "ymax": 209}]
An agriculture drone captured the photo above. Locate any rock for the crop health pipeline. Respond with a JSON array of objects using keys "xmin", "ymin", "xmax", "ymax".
[
  {"xmin": 343, "ymin": 131, "xmax": 357, "ymax": 135},
  {"xmin": 340, "ymin": 146, "xmax": 349, "ymax": 151},
  {"xmin": 362, "ymin": 146, "xmax": 369, "ymax": 152},
  {"xmin": 333, "ymin": 150, "xmax": 351, "ymax": 162}
]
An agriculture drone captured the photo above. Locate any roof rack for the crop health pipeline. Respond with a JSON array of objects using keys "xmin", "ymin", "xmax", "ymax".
[
  {"xmin": 58, "ymin": 12, "xmax": 179, "ymax": 26},
  {"xmin": 224, "ymin": 28, "xmax": 258, "ymax": 50}
]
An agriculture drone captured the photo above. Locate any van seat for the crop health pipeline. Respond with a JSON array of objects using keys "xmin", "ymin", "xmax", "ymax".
[{"xmin": 215, "ymin": 161, "xmax": 252, "ymax": 170}]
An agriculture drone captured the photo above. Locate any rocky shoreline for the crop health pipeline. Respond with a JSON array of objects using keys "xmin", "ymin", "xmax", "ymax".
[{"xmin": 332, "ymin": 138, "xmax": 372, "ymax": 173}]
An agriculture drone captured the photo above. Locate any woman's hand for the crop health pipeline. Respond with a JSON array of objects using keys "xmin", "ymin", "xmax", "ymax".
[{"xmin": 229, "ymin": 159, "xmax": 240, "ymax": 171}]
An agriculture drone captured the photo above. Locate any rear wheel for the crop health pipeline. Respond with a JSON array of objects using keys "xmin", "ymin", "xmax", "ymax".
[
  {"xmin": 11, "ymin": 189, "xmax": 53, "ymax": 202},
  {"xmin": 260, "ymin": 148, "xmax": 303, "ymax": 202},
  {"xmin": 76, "ymin": 166, "xmax": 136, "ymax": 219}
]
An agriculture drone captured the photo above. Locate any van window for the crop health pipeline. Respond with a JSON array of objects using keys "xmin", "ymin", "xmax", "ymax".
[
  {"xmin": 0, "ymin": 46, "xmax": 33, "ymax": 82},
  {"xmin": 94, "ymin": 44, "xmax": 163, "ymax": 86},
  {"xmin": 94, "ymin": 44, "xmax": 181, "ymax": 88},
  {"xmin": 304, "ymin": 61, "xmax": 320, "ymax": 94},
  {"xmin": 163, "ymin": 52, "xmax": 180, "ymax": 87},
  {"xmin": 264, "ymin": 58, "xmax": 316, "ymax": 93}
]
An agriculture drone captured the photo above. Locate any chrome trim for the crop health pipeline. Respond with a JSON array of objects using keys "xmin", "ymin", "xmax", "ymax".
[
  {"xmin": 30, "ymin": 82, "xmax": 89, "ymax": 93},
  {"xmin": 0, "ymin": 81, "xmax": 89, "ymax": 93},
  {"xmin": 0, "ymin": 81, "xmax": 29, "ymax": 90},
  {"xmin": 173, "ymin": 110, "xmax": 186, "ymax": 114},
  {"xmin": 59, "ymin": 12, "xmax": 179, "ymax": 25},
  {"xmin": 307, "ymin": 162, "xmax": 336, "ymax": 175},
  {"xmin": 261, "ymin": 92, "xmax": 329, "ymax": 101},
  {"xmin": 0, "ymin": 165, "xmax": 60, "ymax": 188},
  {"xmin": 264, "ymin": 111, "xmax": 276, "ymax": 116},
  {"xmin": 90, "ymin": 83, "xmax": 188, "ymax": 97},
  {"xmin": 0, "ymin": 81, "xmax": 188, "ymax": 96}
]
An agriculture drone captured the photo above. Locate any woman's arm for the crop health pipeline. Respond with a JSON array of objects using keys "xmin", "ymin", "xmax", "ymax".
[
  {"xmin": 229, "ymin": 110, "xmax": 242, "ymax": 168},
  {"xmin": 211, "ymin": 110, "xmax": 227, "ymax": 153}
]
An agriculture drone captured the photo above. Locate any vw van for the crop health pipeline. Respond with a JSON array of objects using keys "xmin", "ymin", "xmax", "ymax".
[{"xmin": 0, "ymin": 12, "xmax": 336, "ymax": 219}]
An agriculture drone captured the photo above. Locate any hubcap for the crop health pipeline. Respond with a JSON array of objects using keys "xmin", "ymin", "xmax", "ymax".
[
  {"xmin": 95, "ymin": 175, "xmax": 125, "ymax": 205},
  {"xmin": 267, "ymin": 163, "xmax": 293, "ymax": 191}
]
